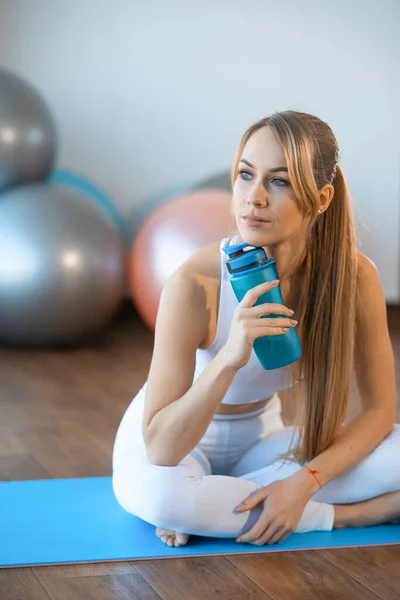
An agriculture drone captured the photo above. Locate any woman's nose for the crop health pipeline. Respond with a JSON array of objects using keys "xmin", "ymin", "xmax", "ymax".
[{"xmin": 247, "ymin": 183, "xmax": 268, "ymax": 207}]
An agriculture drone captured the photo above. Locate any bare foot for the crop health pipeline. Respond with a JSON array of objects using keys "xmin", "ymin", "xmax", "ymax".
[
  {"xmin": 334, "ymin": 490, "xmax": 400, "ymax": 529},
  {"xmin": 156, "ymin": 528, "xmax": 190, "ymax": 547}
]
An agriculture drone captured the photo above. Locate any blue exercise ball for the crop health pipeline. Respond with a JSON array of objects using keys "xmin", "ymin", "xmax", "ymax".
[
  {"xmin": 0, "ymin": 183, "xmax": 126, "ymax": 347},
  {"xmin": 48, "ymin": 169, "xmax": 129, "ymax": 244},
  {"xmin": 0, "ymin": 69, "xmax": 57, "ymax": 193}
]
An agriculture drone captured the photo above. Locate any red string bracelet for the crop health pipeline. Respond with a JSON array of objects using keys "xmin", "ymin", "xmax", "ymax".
[{"xmin": 303, "ymin": 465, "xmax": 322, "ymax": 488}]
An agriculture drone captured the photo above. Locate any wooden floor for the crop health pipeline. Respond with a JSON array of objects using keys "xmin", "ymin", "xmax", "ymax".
[{"xmin": 1, "ymin": 303, "xmax": 400, "ymax": 600}]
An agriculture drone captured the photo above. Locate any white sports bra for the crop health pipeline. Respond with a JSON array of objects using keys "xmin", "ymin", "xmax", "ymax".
[{"xmin": 193, "ymin": 235, "xmax": 292, "ymax": 405}]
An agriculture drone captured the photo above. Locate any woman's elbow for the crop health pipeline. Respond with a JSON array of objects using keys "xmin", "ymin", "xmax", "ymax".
[
  {"xmin": 384, "ymin": 415, "xmax": 397, "ymax": 437},
  {"xmin": 376, "ymin": 407, "xmax": 396, "ymax": 438},
  {"xmin": 144, "ymin": 439, "xmax": 180, "ymax": 467}
]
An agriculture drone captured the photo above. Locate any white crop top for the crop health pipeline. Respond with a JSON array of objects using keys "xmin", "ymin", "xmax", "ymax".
[{"xmin": 193, "ymin": 235, "xmax": 291, "ymax": 405}]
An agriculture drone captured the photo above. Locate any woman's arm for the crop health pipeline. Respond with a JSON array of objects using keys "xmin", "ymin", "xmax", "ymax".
[
  {"xmin": 292, "ymin": 253, "xmax": 396, "ymax": 495},
  {"xmin": 143, "ymin": 261, "xmax": 239, "ymax": 467}
]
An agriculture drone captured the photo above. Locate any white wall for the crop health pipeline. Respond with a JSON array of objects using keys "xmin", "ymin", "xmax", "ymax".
[{"xmin": 0, "ymin": 0, "xmax": 399, "ymax": 299}]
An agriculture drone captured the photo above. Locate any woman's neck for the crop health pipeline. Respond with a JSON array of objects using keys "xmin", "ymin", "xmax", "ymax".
[{"xmin": 264, "ymin": 238, "xmax": 307, "ymax": 281}]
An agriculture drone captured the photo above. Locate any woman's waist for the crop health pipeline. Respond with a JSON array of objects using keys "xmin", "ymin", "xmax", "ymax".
[{"xmin": 215, "ymin": 396, "xmax": 273, "ymax": 416}]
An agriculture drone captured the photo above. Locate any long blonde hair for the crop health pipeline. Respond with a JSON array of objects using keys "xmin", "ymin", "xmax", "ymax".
[{"xmin": 232, "ymin": 111, "xmax": 357, "ymax": 463}]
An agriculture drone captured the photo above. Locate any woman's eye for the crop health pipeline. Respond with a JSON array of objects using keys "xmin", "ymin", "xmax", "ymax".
[
  {"xmin": 239, "ymin": 169, "xmax": 252, "ymax": 181},
  {"xmin": 271, "ymin": 177, "xmax": 289, "ymax": 187}
]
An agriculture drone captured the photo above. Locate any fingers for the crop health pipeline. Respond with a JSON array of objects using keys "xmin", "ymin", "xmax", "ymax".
[
  {"xmin": 251, "ymin": 316, "xmax": 298, "ymax": 328},
  {"xmin": 249, "ymin": 324, "xmax": 295, "ymax": 338},
  {"xmin": 236, "ymin": 515, "xmax": 271, "ymax": 544},
  {"xmin": 239, "ymin": 280, "xmax": 281, "ymax": 309},
  {"xmin": 249, "ymin": 523, "xmax": 283, "ymax": 546},
  {"xmin": 249, "ymin": 304, "xmax": 294, "ymax": 319},
  {"xmin": 239, "ymin": 522, "xmax": 294, "ymax": 546},
  {"xmin": 265, "ymin": 526, "xmax": 289, "ymax": 546},
  {"xmin": 275, "ymin": 529, "xmax": 293, "ymax": 545},
  {"xmin": 235, "ymin": 486, "xmax": 269, "ymax": 512}
]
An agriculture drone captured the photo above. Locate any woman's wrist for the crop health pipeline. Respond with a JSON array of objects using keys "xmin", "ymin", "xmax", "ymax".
[
  {"xmin": 291, "ymin": 465, "xmax": 322, "ymax": 499},
  {"xmin": 217, "ymin": 345, "xmax": 242, "ymax": 374}
]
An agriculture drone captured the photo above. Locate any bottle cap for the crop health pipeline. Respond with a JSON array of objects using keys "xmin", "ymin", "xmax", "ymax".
[{"xmin": 222, "ymin": 242, "xmax": 270, "ymax": 274}]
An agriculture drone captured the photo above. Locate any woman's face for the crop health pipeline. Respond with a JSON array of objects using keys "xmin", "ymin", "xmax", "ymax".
[{"xmin": 232, "ymin": 126, "xmax": 306, "ymax": 247}]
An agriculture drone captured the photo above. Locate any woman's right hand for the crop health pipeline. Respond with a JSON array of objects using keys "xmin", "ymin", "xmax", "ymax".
[{"xmin": 221, "ymin": 280, "xmax": 298, "ymax": 370}]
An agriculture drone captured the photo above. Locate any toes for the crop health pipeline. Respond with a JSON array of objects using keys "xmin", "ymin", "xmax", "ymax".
[
  {"xmin": 175, "ymin": 533, "xmax": 189, "ymax": 545},
  {"xmin": 161, "ymin": 535, "xmax": 174, "ymax": 547},
  {"xmin": 156, "ymin": 528, "xmax": 189, "ymax": 548}
]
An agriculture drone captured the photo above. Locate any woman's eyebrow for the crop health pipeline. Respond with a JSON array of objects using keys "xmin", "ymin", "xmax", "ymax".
[{"xmin": 239, "ymin": 159, "xmax": 288, "ymax": 173}]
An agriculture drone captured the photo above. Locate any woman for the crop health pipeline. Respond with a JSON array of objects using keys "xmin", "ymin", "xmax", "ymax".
[{"xmin": 113, "ymin": 111, "xmax": 400, "ymax": 548}]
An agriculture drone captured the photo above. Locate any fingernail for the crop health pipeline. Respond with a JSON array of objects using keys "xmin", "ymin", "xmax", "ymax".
[
  {"xmin": 282, "ymin": 327, "xmax": 289, "ymax": 332},
  {"xmin": 270, "ymin": 280, "xmax": 279, "ymax": 285},
  {"xmin": 236, "ymin": 538, "xmax": 242, "ymax": 543},
  {"xmin": 291, "ymin": 320, "xmax": 298, "ymax": 325},
  {"xmin": 288, "ymin": 309, "xmax": 294, "ymax": 315},
  {"xmin": 235, "ymin": 503, "xmax": 246, "ymax": 511}
]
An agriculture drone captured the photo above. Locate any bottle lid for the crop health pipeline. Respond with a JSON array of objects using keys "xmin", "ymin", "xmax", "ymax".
[{"xmin": 222, "ymin": 242, "xmax": 270, "ymax": 274}]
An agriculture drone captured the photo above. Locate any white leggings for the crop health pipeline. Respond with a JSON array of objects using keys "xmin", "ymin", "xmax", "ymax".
[{"xmin": 112, "ymin": 385, "xmax": 400, "ymax": 539}]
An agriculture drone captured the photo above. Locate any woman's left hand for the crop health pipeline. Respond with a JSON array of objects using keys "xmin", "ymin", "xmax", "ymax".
[{"xmin": 235, "ymin": 476, "xmax": 311, "ymax": 546}]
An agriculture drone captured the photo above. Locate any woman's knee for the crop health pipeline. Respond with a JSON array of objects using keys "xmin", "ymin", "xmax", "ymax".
[{"xmin": 112, "ymin": 454, "xmax": 207, "ymax": 529}]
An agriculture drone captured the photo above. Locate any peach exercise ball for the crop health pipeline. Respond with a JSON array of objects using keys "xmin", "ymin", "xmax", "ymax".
[{"xmin": 129, "ymin": 188, "xmax": 235, "ymax": 330}]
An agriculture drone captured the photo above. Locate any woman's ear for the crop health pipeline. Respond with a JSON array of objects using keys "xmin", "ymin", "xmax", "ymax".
[{"xmin": 318, "ymin": 183, "xmax": 334, "ymax": 213}]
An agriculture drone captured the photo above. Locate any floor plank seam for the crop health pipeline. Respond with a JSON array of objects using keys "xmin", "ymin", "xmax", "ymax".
[
  {"xmin": 31, "ymin": 567, "xmax": 54, "ymax": 600},
  {"xmin": 321, "ymin": 553, "xmax": 389, "ymax": 600},
  {"xmin": 128, "ymin": 562, "xmax": 165, "ymax": 600}
]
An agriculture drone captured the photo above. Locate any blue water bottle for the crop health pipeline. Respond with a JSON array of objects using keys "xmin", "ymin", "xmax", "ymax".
[{"xmin": 222, "ymin": 241, "xmax": 302, "ymax": 370}]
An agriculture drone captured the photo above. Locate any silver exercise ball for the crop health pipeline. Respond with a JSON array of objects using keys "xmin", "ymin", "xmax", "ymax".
[
  {"xmin": 0, "ymin": 183, "xmax": 127, "ymax": 347},
  {"xmin": 0, "ymin": 69, "xmax": 57, "ymax": 193}
]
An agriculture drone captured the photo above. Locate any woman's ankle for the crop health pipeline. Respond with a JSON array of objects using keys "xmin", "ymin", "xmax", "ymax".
[
  {"xmin": 333, "ymin": 503, "xmax": 363, "ymax": 529},
  {"xmin": 333, "ymin": 491, "xmax": 400, "ymax": 529}
]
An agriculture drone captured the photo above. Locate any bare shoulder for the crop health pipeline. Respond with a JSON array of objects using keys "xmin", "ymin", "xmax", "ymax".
[
  {"xmin": 161, "ymin": 240, "xmax": 221, "ymax": 344},
  {"xmin": 356, "ymin": 251, "xmax": 381, "ymax": 291},
  {"xmin": 184, "ymin": 240, "xmax": 222, "ymax": 279},
  {"xmin": 356, "ymin": 251, "xmax": 386, "ymax": 322},
  {"xmin": 357, "ymin": 251, "xmax": 379, "ymax": 279},
  {"xmin": 167, "ymin": 240, "xmax": 221, "ymax": 296}
]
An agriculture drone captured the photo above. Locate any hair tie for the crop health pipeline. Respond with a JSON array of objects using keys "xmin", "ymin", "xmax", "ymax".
[{"xmin": 330, "ymin": 162, "xmax": 338, "ymax": 183}]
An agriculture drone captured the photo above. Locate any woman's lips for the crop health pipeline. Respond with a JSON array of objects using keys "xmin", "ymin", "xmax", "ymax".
[{"xmin": 242, "ymin": 216, "xmax": 270, "ymax": 227}]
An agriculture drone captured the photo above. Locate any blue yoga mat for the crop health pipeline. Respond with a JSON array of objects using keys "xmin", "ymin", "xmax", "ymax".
[{"xmin": 1, "ymin": 477, "xmax": 399, "ymax": 568}]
